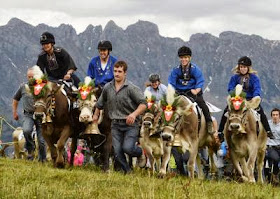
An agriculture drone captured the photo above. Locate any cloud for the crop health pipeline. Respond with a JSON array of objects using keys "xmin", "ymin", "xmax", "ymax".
[{"xmin": 0, "ymin": 0, "xmax": 279, "ymax": 41}]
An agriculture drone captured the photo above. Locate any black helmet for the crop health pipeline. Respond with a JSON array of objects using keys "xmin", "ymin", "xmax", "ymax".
[
  {"xmin": 97, "ymin": 40, "xmax": 112, "ymax": 51},
  {"xmin": 238, "ymin": 56, "xmax": 252, "ymax": 66},
  {"xmin": 40, "ymin": 32, "xmax": 55, "ymax": 45},
  {"xmin": 149, "ymin": 73, "xmax": 160, "ymax": 82},
  {"xmin": 178, "ymin": 46, "xmax": 192, "ymax": 57}
]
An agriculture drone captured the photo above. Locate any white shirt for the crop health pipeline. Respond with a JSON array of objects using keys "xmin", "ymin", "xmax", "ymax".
[
  {"xmin": 144, "ymin": 84, "xmax": 167, "ymax": 103},
  {"xmin": 267, "ymin": 120, "xmax": 280, "ymax": 146},
  {"xmin": 101, "ymin": 61, "xmax": 107, "ymax": 71}
]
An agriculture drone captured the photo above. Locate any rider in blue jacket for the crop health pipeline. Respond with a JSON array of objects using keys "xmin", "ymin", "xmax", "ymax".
[
  {"xmin": 87, "ymin": 40, "xmax": 117, "ymax": 90},
  {"xmin": 168, "ymin": 46, "xmax": 214, "ymax": 134},
  {"xmin": 218, "ymin": 56, "xmax": 274, "ymax": 139}
]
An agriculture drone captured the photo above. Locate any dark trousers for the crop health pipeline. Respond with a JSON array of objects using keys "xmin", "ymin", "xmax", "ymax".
[
  {"xmin": 266, "ymin": 146, "xmax": 280, "ymax": 175},
  {"xmin": 218, "ymin": 105, "xmax": 271, "ymax": 132},
  {"xmin": 171, "ymin": 147, "xmax": 189, "ymax": 176},
  {"xmin": 179, "ymin": 91, "xmax": 212, "ymax": 123}
]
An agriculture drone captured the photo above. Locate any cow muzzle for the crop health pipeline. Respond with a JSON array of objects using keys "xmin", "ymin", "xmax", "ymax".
[
  {"xmin": 229, "ymin": 123, "xmax": 241, "ymax": 131},
  {"xmin": 161, "ymin": 132, "xmax": 173, "ymax": 142},
  {"xmin": 79, "ymin": 108, "xmax": 93, "ymax": 123},
  {"xmin": 33, "ymin": 112, "xmax": 46, "ymax": 123},
  {"xmin": 143, "ymin": 121, "xmax": 153, "ymax": 129}
]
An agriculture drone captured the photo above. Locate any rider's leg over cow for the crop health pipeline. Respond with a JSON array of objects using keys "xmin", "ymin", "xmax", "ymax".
[{"xmin": 257, "ymin": 105, "xmax": 274, "ymax": 139}]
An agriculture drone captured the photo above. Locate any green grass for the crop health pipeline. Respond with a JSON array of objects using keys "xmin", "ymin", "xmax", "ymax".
[{"xmin": 0, "ymin": 158, "xmax": 279, "ymax": 199}]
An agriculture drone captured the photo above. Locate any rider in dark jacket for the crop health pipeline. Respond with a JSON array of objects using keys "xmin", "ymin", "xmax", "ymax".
[{"xmin": 36, "ymin": 32, "xmax": 80, "ymax": 87}]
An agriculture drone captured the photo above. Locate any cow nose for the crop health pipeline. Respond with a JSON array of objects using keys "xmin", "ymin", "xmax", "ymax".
[
  {"xmin": 35, "ymin": 112, "xmax": 44, "ymax": 119},
  {"xmin": 79, "ymin": 114, "xmax": 91, "ymax": 122},
  {"xmin": 143, "ymin": 121, "xmax": 152, "ymax": 128},
  {"xmin": 230, "ymin": 123, "xmax": 240, "ymax": 130},
  {"xmin": 162, "ymin": 134, "xmax": 172, "ymax": 141}
]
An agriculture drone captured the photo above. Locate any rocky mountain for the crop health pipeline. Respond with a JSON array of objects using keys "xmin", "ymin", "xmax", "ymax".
[{"xmin": 1, "ymin": 18, "xmax": 280, "ymax": 142}]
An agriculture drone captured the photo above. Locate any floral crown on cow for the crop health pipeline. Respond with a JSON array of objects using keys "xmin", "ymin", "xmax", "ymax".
[
  {"xmin": 160, "ymin": 86, "xmax": 180, "ymax": 125},
  {"xmin": 78, "ymin": 77, "xmax": 95, "ymax": 100},
  {"xmin": 28, "ymin": 66, "xmax": 48, "ymax": 99},
  {"xmin": 229, "ymin": 84, "xmax": 247, "ymax": 111},
  {"xmin": 144, "ymin": 90, "xmax": 157, "ymax": 113}
]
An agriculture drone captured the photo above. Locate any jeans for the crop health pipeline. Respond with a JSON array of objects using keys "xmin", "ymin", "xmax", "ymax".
[
  {"xmin": 23, "ymin": 113, "xmax": 46, "ymax": 161},
  {"xmin": 266, "ymin": 146, "xmax": 280, "ymax": 175},
  {"xmin": 111, "ymin": 121, "xmax": 142, "ymax": 173},
  {"xmin": 171, "ymin": 147, "xmax": 189, "ymax": 176}
]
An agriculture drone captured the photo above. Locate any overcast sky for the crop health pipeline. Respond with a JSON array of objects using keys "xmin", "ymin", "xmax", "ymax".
[{"xmin": 1, "ymin": 0, "xmax": 279, "ymax": 41}]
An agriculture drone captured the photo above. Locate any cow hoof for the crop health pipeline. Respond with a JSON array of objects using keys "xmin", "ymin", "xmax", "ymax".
[
  {"xmin": 158, "ymin": 172, "xmax": 166, "ymax": 178},
  {"xmin": 241, "ymin": 176, "xmax": 249, "ymax": 182},
  {"xmin": 56, "ymin": 162, "xmax": 65, "ymax": 168}
]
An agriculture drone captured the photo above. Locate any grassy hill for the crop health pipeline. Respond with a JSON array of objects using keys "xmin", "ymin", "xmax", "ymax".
[{"xmin": 0, "ymin": 158, "xmax": 279, "ymax": 199}]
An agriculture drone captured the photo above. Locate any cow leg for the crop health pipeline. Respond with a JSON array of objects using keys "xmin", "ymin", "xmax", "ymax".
[
  {"xmin": 56, "ymin": 126, "xmax": 71, "ymax": 168},
  {"xmin": 147, "ymin": 152, "xmax": 155, "ymax": 173},
  {"xmin": 231, "ymin": 152, "xmax": 248, "ymax": 181},
  {"xmin": 155, "ymin": 157, "xmax": 161, "ymax": 173},
  {"xmin": 246, "ymin": 151, "xmax": 258, "ymax": 183},
  {"xmin": 257, "ymin": 149, "xmax": 266, "ymax": 183},
  {"xmin": 44, "ymin": 138, "xmax": 57, "ymax": 165},
  {"xmin": 159, "ymin": 145, "xmax": 172, "ymax": 177},
  {"xmin": 101, "ymin": 132, "xmax": 112, "ymax": 172},
  {"xmin": 70, "ymin": 137, "xmax": 78, "ymax": 166},
  {"xmin": 240, "ymin": 157, "xmax": 254, "ymax": 182},
  {"xmin": 188, "ymin": 145, "xmax": 198, "ymax": 179},
  {"xmin": 196, "ymin": 155, "xmax": 204, "ymax": 179},
  {"xmin": 208, "ymin": 149, "xmax": 217, "ymax": 174}
]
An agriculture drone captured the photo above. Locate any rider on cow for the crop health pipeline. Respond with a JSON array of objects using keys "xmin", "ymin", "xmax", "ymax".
[
  {"xmin": 36, "ymin": 32, "xmax": 80, "ymax": 87},
  {"xmin": 168, "ymin": 46, "xmax": 214, "ymax": 134},
  {"xmin": 87, "ymin": 40, "xmax": 117, "ymax": 95},
  {"xmin": 218, "ymin": 56, "xmax": 275, "ymax": 139},
  {"xmin": 145, "ymin": 73, "xmax": 167, "ymax": 103}
]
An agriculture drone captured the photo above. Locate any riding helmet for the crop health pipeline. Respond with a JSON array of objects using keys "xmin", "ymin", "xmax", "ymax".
[
  {"xmin": 97, "ymin": 40, "xmax": 112, "ymax": 51},
  {"xmin": 178, "ymin": 46, "xmax": 192, "ymax": 57},
  {"xmin": 149, "ymin": 73, "xmax": 160, "ymax": 82},
  {"xmin": 40, "ymin": 32, "xmax": 55, "ymax": 45},
  {"xmin": 238, "ymin": 56, "xmax": 252, "ymax": 66}
]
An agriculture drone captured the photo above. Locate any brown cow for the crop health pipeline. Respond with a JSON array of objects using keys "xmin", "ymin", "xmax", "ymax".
[
  {"xmin": 27, "ymin": 65, "xmax": 80, "ymax": 167},
  {"xmin": 77, "ymin": 76, "xmax": 112, "ymax": 171},
  {"xmin": 224, "ymin": 84, "xmax": 266, "ymax": 183}
]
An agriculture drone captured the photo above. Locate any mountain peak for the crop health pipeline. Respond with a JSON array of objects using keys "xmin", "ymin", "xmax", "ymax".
[{"xmin": 7, "ymin": 17, "xmax": 31, "ymax": 27}]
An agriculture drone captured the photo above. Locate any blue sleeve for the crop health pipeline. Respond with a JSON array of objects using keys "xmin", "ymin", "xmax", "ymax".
[
  {"xmin": 168, "ymin": 68, "xmax": 177, "ymax": 89},
  {"xmin": 252, "ymin": 75, "xmax": 261, "ymax": 97},
  {"xmin": 192, "ymin": 66, "xmax": 204, "ymax": 89},
  {"xmin": 228, "ymin": 75, "xmax": 237, "ymax": 93}
]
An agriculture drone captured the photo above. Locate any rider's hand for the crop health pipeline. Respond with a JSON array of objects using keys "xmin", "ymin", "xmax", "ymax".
[
  {"xmin": 63, "ymin": 74, "xmax": 71, "ymax": 80},
  {"xmin": 126, "ymin": 113, "xmax": 136, "ymax": 125},
  {"xmin": 191, "ymin": 89, "xmax": 198, "ymax": 95},
  {"xmin": 13, "ymin": 112, "xmax": 19, "ymax": 120}
]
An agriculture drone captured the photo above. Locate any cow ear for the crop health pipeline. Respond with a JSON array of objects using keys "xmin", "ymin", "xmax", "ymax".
[
  {"xmin": 226, "ymin": 95, "xmax": 231, "ymax": 108},
  {"xmin": 246, "ymin": 96, "xmax": 261, "ymax": 109},
  {"xmin": 25, "ymin": 84, "xmax": 31, "ymax": 94}
]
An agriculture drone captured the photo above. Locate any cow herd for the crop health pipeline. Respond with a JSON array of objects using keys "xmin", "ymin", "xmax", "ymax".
[{"xmin": 8, "ymin": 67, "xmax": 269, "ymax": 184}]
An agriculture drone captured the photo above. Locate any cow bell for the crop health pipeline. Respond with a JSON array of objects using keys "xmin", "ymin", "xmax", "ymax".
[
  {"xmin": 173, "ymin": 134, "xmax": 182, "ymax": 147},
  {"xmin": 79, "ymin": 123, "xmax": 106, "ymax": 149},
  {"xmin": 46, "ymin": 115, "xmax": 53, "ymax": 123}
]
